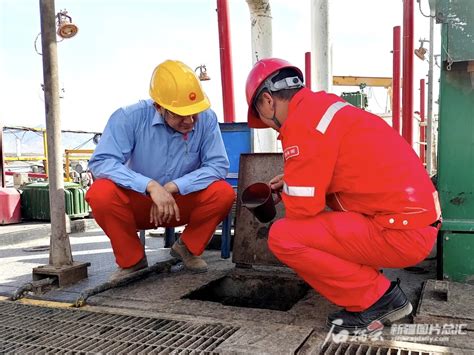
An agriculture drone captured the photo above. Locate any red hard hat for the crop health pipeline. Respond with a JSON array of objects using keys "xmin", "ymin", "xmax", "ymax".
[{"xmin": 245, "ymin": 58, "xmax": 303, "ymax": 129}]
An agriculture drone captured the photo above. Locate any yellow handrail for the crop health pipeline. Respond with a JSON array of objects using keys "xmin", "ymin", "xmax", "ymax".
[{"xmin": 64, "ymin": 149, "xmax": 94, "ymax": 182}]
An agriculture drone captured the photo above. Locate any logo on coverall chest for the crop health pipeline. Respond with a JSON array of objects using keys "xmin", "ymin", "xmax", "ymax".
[{"xmin": 284, "ymin": 146, "xmax": 300, "ymax": 161}]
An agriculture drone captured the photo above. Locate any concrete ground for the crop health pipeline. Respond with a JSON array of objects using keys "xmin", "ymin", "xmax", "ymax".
[{"xmin": 0, "ymin": 219, "xmax": 471, "ymax": 354}]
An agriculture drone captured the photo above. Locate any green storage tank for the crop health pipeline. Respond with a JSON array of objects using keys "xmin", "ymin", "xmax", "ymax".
[
  {"xmin": 435, "ymin": 0, "xmax": 474, "ymax": 282},
  {"xmin": 20, "ymin": 182, "xmax": 90, "ymax": 221}
]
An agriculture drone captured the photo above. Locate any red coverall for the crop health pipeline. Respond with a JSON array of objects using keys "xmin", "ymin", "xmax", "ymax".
[
  {"xmin": 268, "ymin": 88, "xmax": 441, "ymax": 312},
  {"xmin": 86, "ymin": 179, "xmax": 235, "ymax": 268}
]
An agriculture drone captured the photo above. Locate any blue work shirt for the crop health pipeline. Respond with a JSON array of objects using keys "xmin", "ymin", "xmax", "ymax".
[{"xmin": 88, "ymin": 99, "xmax": 229, "ymax": 195}]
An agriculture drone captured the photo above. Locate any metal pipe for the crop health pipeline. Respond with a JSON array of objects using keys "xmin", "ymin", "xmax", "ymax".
[
  {"xmin": 402, "ymin": 0, "xmax": 414, "ymax": 146},
  {"xmin": 311, "ymin": 0, "xmax": 331, "ymax": 92},
  {"xmin": 39, "ymin": 0, "xmax": 73, "ymax": 267},
  {"xmin": 392, "ymin": 26, "xmax": 401, "ymax": 134},
  {"xmin": 42, "ymin": 131, "xmax": 48, "ymax": 176},
  {"xmin": 426, "ymin": 14, "xmax": 435, "ymax": 174},
  {"xmin": 74, "ymin": 259, "xmax": 181, "ymax": 307},
  {"xmin": 246, "ymin": 0, "xmax": 276, "ymax": 153},
  {"xmin": 247, "ymin": 0, "xmax": 278, "ymax": 152},
  {"xmin": 420, "ymin": 78, "xmax": 426, "ymax": 165},
  {"xmin": 216, "ymin": 0, "xmax": 235, "ymax": 123},
  {"xmin": 4, "ymin": 125, "xmax": 101, "ymax": 135},
  {"xmin": 246, "ymin": 0, "xmax": 272, "ymax": 63},
  {"xmin": 65, "ymin": 152, "xmax": 71, "ymax": 182},
  {"xmin": 10, "ymin": 277, "xmax": 56, "ymax": 301},
  {"xmin": 15, "ymin": 138, "xmax": 22, "ymax": 158},
  {"xmin": 305, "ymin": 52, "xmax": 312, "ymax": 89}
]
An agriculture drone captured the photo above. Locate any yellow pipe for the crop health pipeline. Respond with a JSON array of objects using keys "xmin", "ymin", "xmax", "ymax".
[
  {"xmin": 65, "ymin": 153, "xmax": 71, "ymax": 182},
  {"xmin": 65, "ymin": 155, "xmax": 93, "ymax": 160},
  {"xmin": 5, "ymin": 156, "xmax": 46, "ymax": 161},
  {"xmin": 333, "ymin": 76, "xmax": 392, "ymax": 88},
  {"xmin": 65, "ymin": 149, "xmax": 94, "ymax": 154},
  {"xmin": 42, "ymin": 131, "xmax": 48, "ymax": 176}
]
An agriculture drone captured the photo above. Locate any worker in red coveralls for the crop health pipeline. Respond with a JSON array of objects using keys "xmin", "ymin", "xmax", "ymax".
[
  {"xmin": 245, "ymin": 58, "xmax": 441, "ymax": 333},
  {"xmin": 86, "ymin": 60, "xmax": 235, "ymax": 280}
]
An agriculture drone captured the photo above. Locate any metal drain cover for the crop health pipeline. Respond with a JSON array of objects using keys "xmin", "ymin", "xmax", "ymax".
[
  {"xmin": 0, "ymin": 301, "xmax": 239, "ymax": 354},
  {"xmin": 320, "ymin": 341, "xmax": 456, "ymax": 355}
]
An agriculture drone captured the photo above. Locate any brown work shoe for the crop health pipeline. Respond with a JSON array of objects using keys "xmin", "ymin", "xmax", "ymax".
[
  {"xmin": 170, "ymin": 238, "xmax": 208, "ymax": 273},
  {"xmin": 109, "ymin": 256, "xmax": 148, "ymax": 281}
]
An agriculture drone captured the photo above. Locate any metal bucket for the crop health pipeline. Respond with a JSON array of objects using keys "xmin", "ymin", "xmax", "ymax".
[{"xmin": 241, "ymin": 182, "xmax": 280, "ymax": 223}]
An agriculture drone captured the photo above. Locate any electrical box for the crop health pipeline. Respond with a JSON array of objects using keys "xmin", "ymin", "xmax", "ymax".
[
  {"xmin": 341, "ymin": 91, "xmax": 368, "ymax": 109},
  {"xmin": 20, "ymin": 182, "xmax": 90, "ymax": 221},
  {"xmin": 437, "ymin": 0, "xmax": 474, "ymax": 62}
]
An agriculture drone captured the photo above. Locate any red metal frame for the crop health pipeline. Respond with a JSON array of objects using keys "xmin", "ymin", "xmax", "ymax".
[
  {"xmin": 5, "ymin": 171, "xmax": 48, "ymax": 179},
  {"xmin": 392, "ymin": 26, "xmax": 401, "ymax": 134},
  {"xmin": 402, "ymin": 0, "xmax": 414, "ymax": 145},
  {"xmin": 305, "ymin": 52, "xmax": 312, "ymax": 90},
  {"xmin": 419, "ymin": 78, "xmax": 426, "ymax": 165},
  {"xmin": 217, "ymin": 0, "xmax": 235, "ymax": 123}
]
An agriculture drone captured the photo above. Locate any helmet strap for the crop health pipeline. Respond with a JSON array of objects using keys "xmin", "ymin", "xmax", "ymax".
[
  {"xmin": 271, "ymin": 115, "xmax": 282, "ymax": 128},
  {"xmin": 271, "ymin": 101, "xmax": 282, "ymax": 129}
]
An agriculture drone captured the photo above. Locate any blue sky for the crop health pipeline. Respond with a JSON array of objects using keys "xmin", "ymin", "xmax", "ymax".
[{"xmin": 1, "ymin": 0, "xmax": 440, "ymax": 133}]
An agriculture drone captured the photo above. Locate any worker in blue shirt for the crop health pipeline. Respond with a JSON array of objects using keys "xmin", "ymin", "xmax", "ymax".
[{"xmin": 86, "ymin": 60, "xmax": 235, "ymax": 280}]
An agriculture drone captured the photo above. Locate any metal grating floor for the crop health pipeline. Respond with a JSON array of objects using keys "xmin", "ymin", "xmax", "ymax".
[
  {"xmin": 0, "ymin": 301, "xmax": 239, "ymax": 354},
  {"xmin": 320, "ymin": 341, "xmax": 449, "ymax": 355}
]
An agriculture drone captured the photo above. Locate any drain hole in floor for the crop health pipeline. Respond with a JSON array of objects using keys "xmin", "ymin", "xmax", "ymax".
[{"xmin": 183, "ymin": 274, "xmax": 309, "ymax": 311}]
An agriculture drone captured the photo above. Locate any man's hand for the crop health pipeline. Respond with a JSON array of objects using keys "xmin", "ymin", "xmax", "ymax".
[
  {"xmin": 269, "ymin": 174, "xmax": 284, "ymax": 192},
  {"xmin": 147, "ymin": 180, "xmax": 180, "ymax": 226}
]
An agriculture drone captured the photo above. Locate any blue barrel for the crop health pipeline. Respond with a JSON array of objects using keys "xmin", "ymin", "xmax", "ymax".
[{"xmin": 219, "ymin": 122, "xmax": 251, "ymax": 187}]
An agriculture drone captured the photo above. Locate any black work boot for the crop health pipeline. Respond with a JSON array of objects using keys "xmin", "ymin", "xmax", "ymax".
[{"xmin": 326, "ymin": 279, "xmax": 412, "ymax": 334}]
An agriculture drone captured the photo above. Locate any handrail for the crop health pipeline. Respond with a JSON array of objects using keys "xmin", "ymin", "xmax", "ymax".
[{"xmin": 64, "ymin": 149, "xmax": 94, "ymax": 182}]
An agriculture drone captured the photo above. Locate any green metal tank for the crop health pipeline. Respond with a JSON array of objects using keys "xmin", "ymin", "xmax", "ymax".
[{"xmin": 436, "ymin": 0, "xmax": 474, "ymax": 282}]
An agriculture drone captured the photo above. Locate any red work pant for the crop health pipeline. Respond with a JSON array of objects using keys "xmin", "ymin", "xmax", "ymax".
[
  {"xmin": 268, "ymin": 211, "xmax": 437, "ymax": 312},
  {"xmin": 86, "ymin": 179, "xmax": 235, "ymax": 268}
]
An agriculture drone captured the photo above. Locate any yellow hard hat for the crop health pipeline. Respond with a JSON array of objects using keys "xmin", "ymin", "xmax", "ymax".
[{"xmin": 149, "ymin": 60, "xmax": 210, "ymax": 116}]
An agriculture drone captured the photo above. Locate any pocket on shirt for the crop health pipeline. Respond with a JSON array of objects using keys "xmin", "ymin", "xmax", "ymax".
[{"xmin": 182, "ymin": 152, "xmax": 201, "ymax": 173}]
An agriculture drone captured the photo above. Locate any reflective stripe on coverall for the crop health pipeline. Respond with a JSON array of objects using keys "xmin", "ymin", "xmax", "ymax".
[{"xmin": 269, "ymin": 88, "xmax": 440, "ymax": 312}]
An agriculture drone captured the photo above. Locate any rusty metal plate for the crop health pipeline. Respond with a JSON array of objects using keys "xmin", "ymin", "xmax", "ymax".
[
  {"xmin": 415, "ymin": 279, "xmax": 474, "ymax": 328},
  {"xmin": 232, "ymin": 153, "xmax": 285, "ymax": 266}
]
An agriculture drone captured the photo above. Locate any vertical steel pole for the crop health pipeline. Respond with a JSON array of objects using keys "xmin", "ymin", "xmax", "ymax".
[
  {"xmin": 246, "ymin": 0, "xmax": 272, "ymax": 64},
  {"xmin": 402, "ymin": 0, "xmax": 414, "ymax": 146},
  {"xmin": 39, "ymin": 0, "xmax": 73, "ymax": 266},
  {"xmin": 305, "ymin": 52, "xmax": 312, "ymax": 89},
  {"xmin": 420, "ymin": 79, "xmax": 426, "ymax": 165},
  {"xmin": 426, "ymin": 14, "xmax": 435, "ymax": 174},
  {"xmin": 246, "ymin": 0, "xmax": 276, "ymax": 153},
  {"xmin": 217, "ymin": 0, "xmax": 235, "ymax": 123},
  {"xmin": 392, "ymin": 26, "xmax": 401, "ymax": 134},
  {"xmin": 311, "ymin": 0, "xmax": 331, "ymax": 92}
]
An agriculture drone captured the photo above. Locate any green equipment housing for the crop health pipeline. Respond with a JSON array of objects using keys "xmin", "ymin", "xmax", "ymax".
[
  {"xmin": 435, "ymin": 0, "xmax": 474, "ymax": 282},
  {"xmin": 340, "ymin": 91, "xmax": 368, "ymax": 109},
  {"xmin": 20, "ymin": 182, "xmax": 90, "ymax": 221}
]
